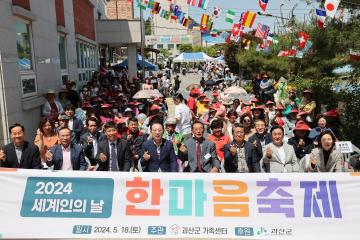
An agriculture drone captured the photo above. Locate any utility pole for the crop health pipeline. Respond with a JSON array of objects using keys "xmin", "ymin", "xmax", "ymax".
[{"xmin": 140, "ymin": 7, "xmax": 145, "ymax": 80}]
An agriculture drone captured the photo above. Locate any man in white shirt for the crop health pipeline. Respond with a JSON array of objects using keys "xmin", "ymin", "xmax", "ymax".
[
  {"xmin": 45, "ymin": 127, "xmax": 87, "ymax": 170},
  {"xmin": 174, "ymin": 93, "xmax": 192, "ymax": 140}
]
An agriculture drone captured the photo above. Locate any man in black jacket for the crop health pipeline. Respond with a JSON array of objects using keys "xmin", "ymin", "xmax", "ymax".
[
  {"xmin": 0, "ymin": 123, "xmax": 42, "ymax": 169},
  {"xmin": 80, "ymin": 117, "xmax": 106, "ymax": 168},
  {"xmin": 64, "ymin": 104, "xmax": 83, "ymax": 143},
  {"xmin": 224, "ymin": 123, "xmax": 255, "ymax": 172},
  {"xmin": 97, "ymin": 121, "xmax": 132, "ymax": 171},
  {"xmin": 247, "ymin": 119, "xmax": 271, "ymax": 172}
]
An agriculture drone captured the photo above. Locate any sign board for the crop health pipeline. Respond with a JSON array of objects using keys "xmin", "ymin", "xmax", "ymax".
[
  {"xmin": 336, "ymin": 141, "xmax": 353, "ymax": 153},
  {"xmin": 0, "ymin": 169, "xmax": 360, "ymax": 239}
]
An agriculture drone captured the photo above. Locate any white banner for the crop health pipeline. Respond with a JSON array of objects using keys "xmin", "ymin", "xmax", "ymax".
[{"xmin": 0, "ymin": 168, "xmax": 360, "ymax": 239}]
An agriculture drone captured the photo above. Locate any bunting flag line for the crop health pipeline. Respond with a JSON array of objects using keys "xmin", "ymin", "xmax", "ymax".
[
  {"xmin": 325, "ymin": 0, "xmax": 341, "ymax": 18},
  {"xmin": 160, "ymin": 9, "xmax": 170, "ymax": 20},
  {"xmin": 148, "ymin": 0, "xmax": 155, "ymax": 9},
  {"xmin": 198, "ymin": 0, "xmax": 209, "ymax": 10},
  {"xmin": 225, "ymin": 9, "xmax": 236, "ymax": 23},
  {"xmin": 316, "ymin": 8, "xmax": 326, "ymax": 29},
  {"xmin": 297, "ymin": 32, "xmax": 309, "ymax": 49},
  {"xmin": 212, "ymin": 6, "xmax": 221, "ymax": 19},
  {"xmin": 259, "ymin": 0, "xmax": 269, "ymax": 12},
  {"xmin": 210, "ymin": 29, "xmax": 220, "ymax": 37},
  {"xmin": 152, "ymin": 2, "xmax": 161, "ymax": 14},
  {"xmin": 187, "ymin": 0, "xmax": 196, "ymax": 6},
  {"xmin": 200, "ymin": 14, "xmax": 210, "ymax": 32},
  {"xmin": 278, "ymin": 48, "xmax": 296, "ymax": 57},
  {"xmin": 137, "ymin": 0, "xmax": 148, "ymax": 10},
  {"xmin": 266, "ymin": 33, "xmax": 278, "ymax": 45},
  {"xmin": 182, "ymin": 17, "xmax": 189, "ymax": 28},
  {"xmin": 230, "ymin": 23, "xmax": 244, "ymax": 42},
  {"xmin": 255, "ymin": 23, "xmax": 270, "ymax": 39},
  {"xmin": 231, "ymin": 23, "xmax": 241, "ymax": 37},
  {"xmin": 242, "ymin": 11, "xmax": 256, "ymax": 28}
]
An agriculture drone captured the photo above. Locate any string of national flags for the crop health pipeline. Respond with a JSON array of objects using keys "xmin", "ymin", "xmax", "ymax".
[{"xmin": 130, "ymin": 0, "xmax": 357, "ymax": 60}]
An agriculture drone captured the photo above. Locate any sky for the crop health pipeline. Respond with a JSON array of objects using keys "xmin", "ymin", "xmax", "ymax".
[{"xmin": 134, "ymin": 0, "xmax": 321, "ymax": 34}]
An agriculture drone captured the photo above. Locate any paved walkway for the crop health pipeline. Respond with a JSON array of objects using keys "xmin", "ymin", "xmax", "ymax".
[{"xmin": 165, "ymin": 73, "xmax": 202, "ymax": 119}]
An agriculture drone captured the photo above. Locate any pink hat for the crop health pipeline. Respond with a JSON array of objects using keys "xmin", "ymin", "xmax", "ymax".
[
  {"xmin": 190, "ymin": 88, "xmax": 201, "ymax": 95},
  {"xmin": 114, "ymin": 116, "xmax": 128, "ymax": 124},
  {"xmin": 298, "ymin": 111, "xmax": 309, "ymax": 116},
  {"xmin": 101, "ymin": 103, "xmax": 112, "ymax": 108},
  {"xmin": 294, "ymin": 121, "xmax": 311, "ymax": 131},
  {"xmin": 150, "ymin": 105, "xmax": 161, "ymax": 111},
  {"xmin": 275, "ymin": 105, "xmax": 285, "ymax": 111},
  {"xmin": 253, "ymin": 105, "xmax": 265, "ymax": 110},
  {"xmin": 290, "ymin": 109, "xmax": 299, "ymax": 114},
  {"xmin": 251, "ymin": 97, "xmax": 259, "ymax": 102}
]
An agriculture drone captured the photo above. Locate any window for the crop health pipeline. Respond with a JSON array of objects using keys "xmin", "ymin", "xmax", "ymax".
[
  {"xmin": 58, "ymin": 35, "xmax": 67, "ymax": 69},
  {"xmin": 168, "ymin": 44, "xmax": 174, "ymax": 50},
  {"xmin": 16, "ymin": 19, "xmax": 37, "ymax": 97},
  {"xmin": 21, "ymin": 75, "xmax": 37, "ymax": 96},
  {"xmin": 76, "ymin": 40, "xmax": 97, "ymax": 83},
  {"xmin": 16, "ymin": 20, "xmax": 33, "ymax": 71},
  {"xmin": 157, "ymin": 44, "xmax": 163, "ymax": 49}
]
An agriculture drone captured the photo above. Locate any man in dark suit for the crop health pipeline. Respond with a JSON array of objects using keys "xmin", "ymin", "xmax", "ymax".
[
  {"xmin": 64, "ymin": 104, "xmax": 83, "ymax": 143},
  {"xmin": 80, "ymin": 117, "xmax": 106, "ymax": 169},
  {"xmin": 179, "ymin": 121, "xmax": 220, "ymax": 173},
  {"xmin": 0, "ymin": 123, "xmax": 42, "ymax": 169},
  {"xmin": 224, "ymin": 123, "xmax": 255, "ymax": 172},
  {"xmin": 45, "ymin": 127, "xmax": 87, "ymax": 170},
  {"xmin": 141, "ymin": 122, "xmax": 178, "ymax": 172},
  {"xmin": 97, "ymin": 121, "xmax": 132, "ymax": 171},
  {"xmin": 247, "ymin": 119, "xmax": 271, "ymax": 172}
]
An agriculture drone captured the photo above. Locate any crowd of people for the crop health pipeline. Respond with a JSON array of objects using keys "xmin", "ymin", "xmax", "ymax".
[{"xmin": 0, "ymin": 65, "xmax": 359, "ymax": 173}]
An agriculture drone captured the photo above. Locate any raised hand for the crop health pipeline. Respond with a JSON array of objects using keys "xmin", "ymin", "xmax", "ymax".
[
  {"xmin": 99, "ymin": 153, "xmax": 107, "ymax": 162},
  {"xmin": 179, "ymin": 144, "xmax": 187, "ymax": 154},
  {"xmin": 265, "ymin": 147, "xmax": 272, "ymax": 159},
  {"xmin": 143, "ymin": 151, "xmax": 151, "ymax": 161},
  {"xmin": 0, "ymin": 149, "xmax": 6, "ymax": 162},
  {"xmin": 45, "ymin": 150, "xmax": 53, "ymax": 161},
  {"xmin": 229, "ymin": 144, "xmax": 237, "ymax": 156}
]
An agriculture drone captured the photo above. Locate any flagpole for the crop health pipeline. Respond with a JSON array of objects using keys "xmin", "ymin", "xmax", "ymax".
[{"xmin": 140, "ymin": 6, "xmax": 145, "ymax": 80}]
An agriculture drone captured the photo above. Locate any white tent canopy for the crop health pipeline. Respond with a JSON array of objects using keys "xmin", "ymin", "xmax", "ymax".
[
  {"xmin": 213, "ymin": 55, "xmax": 225, "ymax": 64},
  {"xmin": 173, "ymin": 52, "xmax": 214, "ymax": 63}
]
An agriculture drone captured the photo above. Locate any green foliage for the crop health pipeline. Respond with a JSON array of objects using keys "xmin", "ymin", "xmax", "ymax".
[
  {"xmin": 338, "ymin": 85, "xmax": 360, "ymax": 147},
  {"xmin": 235, "ymin": 49, "xmax": 289, "ymax": 79},
  {"xmin": 159, "ymin": 49, "xmax": 171, "ymax": 59},
  {"xmin": 177, "ymin": 44, "xmax": 193, "ymax": 53},
  {"xmin": 222, "ymin": 13, "xmax": 360, "ymax": 144},
  {"xmin": 224, "ymin": 43, "xmax": 240, "ymax": 74},
  {"xmin": 145, "ymin": 18, "xmax": 152, "ymax": 35},
  {"xmin": 177, "ymin": 43, "xmax": 225, "ymax": 57}
]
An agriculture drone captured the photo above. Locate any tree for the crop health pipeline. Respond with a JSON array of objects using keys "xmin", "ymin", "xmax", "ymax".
[
  {"xmin": 224, "ymin": 14, "xmax": 360, "ymax": 145},
  {"xmin": 177, "ymin": 44, "xmax": 193, "ymax": 53},
  {"xmin": 159, "ymin": 49, "xmax": 171, "ymax": 59},
  {"xmin": 145, "ymin": 17, "xmax": 152, "ymax": 35}
]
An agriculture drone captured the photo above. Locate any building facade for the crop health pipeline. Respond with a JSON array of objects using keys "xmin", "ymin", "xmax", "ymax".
[
  {"xmin": 106, "ymin": 0, "xmax": 134, "ymax": 20},
  {"xmin": 0, "ymin": 0, "xmax": 107, "ymax": 144},
  {"xmin": 146, "ymin": 0, "xmax": 192, "ymax": 56}
]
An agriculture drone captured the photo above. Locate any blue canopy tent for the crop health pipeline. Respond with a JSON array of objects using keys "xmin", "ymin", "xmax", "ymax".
[
  {"xmin": 113, "ymin": 54, "xmax": 158, "ymax": 71},
  {"xmin": 173, "ymin": 52, "xmax": 214, "ymax": 63}
]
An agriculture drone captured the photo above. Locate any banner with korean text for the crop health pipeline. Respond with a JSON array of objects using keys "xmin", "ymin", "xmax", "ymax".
[{"xmin": 0, "ymin": 168, "xmax": 359, "ymax": 239}]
